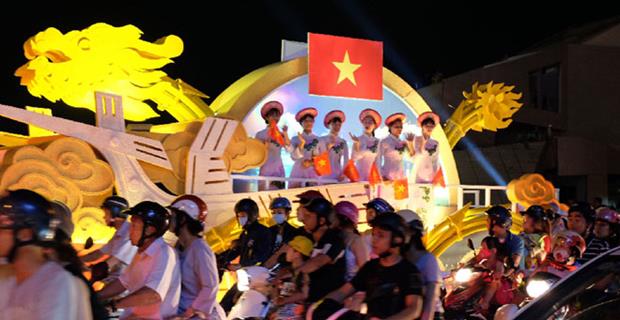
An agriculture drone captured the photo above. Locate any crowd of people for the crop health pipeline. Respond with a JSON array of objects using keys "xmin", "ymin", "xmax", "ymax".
[
  {"xmin": 0, "ymin": 184, "xmax": 617, "ymax": 320},
  {"xmin": 254, "ymin": 101, "xmax": 442, "ymax": 190}
]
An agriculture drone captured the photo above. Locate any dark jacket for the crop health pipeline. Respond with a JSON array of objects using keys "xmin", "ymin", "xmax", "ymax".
[{"xmin": 227, "ymin": 220, "xmax": 273, "ymax": 266}]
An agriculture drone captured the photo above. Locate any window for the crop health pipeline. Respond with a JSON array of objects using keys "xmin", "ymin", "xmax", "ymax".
[{"xmin": 528, "ymin": 64, "xmax": 560, "ymax": 112}]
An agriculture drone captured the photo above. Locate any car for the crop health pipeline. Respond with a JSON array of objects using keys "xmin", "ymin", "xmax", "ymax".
[{"xmin": 509, "ymin": 246, "xmax": 620, "ymax": 320}]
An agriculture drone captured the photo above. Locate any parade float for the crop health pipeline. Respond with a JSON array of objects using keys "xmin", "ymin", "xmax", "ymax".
[{"xmin": 0, "ymin": 23, "xmax": 565, "ymax": 263}]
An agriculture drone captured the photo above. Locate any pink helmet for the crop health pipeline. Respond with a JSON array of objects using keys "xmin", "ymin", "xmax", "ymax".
[
  {"xmin": 334, "ymin": 201, "xmax": 359, "ymax": 225},
  {"xmin": 596, "ymin": 208, "xmax": 620, "ymax": 224}
]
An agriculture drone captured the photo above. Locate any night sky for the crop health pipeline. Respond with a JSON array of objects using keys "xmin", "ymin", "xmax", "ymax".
[{"xmin": 0, "ymin": 1, "xmax": 618, "ymax": 133}]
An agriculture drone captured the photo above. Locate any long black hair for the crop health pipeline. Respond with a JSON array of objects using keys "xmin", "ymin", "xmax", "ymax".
[{"xmin": 53, "ymin": 231, "xmax": 109, "ymax": 320}]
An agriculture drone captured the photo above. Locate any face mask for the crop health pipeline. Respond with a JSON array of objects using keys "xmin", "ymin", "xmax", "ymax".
[
  {"xmin": 238, "ymin": 217, "xmax": 248, "ymax": 227},
  {"xmin": 273, "ymin": 214, "xmax": 287, "ymax": 225}
]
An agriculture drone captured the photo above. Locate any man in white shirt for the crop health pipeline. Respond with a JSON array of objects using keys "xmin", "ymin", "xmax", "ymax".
[
  {"xmin": 98, "ymin": 201, "xmax": 181, "ymax": 320},
  {"xmin": 82, "ymin": 196, "xmax": 137, "ymax": 280},
  {"xmin": 0, "ymin": 189, "xmax": 93, "ymax": 320},
  {"xmin": 169, "ymin": 194, "xmax": 224, "ymax": 319}
]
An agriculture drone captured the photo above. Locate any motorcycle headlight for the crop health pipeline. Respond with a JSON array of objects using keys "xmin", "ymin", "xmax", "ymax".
[
  {"xmin": 236, "ymin": 269, "xmax": 250, "ymax": 292},
  {"xmin": 526, "ymin": 279, "xmax": 552, "ymax": 298},
  {"xmin": 454, "ymin": 268, "xmax": 474, "ymax": 283}
]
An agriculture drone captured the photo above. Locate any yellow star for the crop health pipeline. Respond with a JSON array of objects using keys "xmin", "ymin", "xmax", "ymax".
[
  {"xmin": 318, "ymin": 159, "xmax": 327, "ymax": 167},
  {"xmin": 397, "ymin": 185, "xmax": 406, "ymax": 193},
  {"xmin": 332, "ymin": 51, "xmax": 361, "ymax": 86}
]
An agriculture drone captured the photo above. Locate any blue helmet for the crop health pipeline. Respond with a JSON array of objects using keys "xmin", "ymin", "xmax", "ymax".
[
  {"xmin": 364, "ymin": 198, "xmax": 395, "ymax": 215},
  {"xmin": 270, "ymin": 197, "xmax": 292, "ymax": 211},
  {"xmin": 0, "ymin": 189, "xmax": 57, "ymax": 261}
]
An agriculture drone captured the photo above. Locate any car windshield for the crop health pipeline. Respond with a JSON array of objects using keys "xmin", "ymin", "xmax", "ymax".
[{"xmin": 517, "ymin": 250, "xmax": 620, "ymax": 320}]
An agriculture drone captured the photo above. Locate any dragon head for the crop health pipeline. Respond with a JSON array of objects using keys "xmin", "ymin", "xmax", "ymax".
[{"xmin": 15, "ymin": 23, "xmax": 184, "ymax": 121}]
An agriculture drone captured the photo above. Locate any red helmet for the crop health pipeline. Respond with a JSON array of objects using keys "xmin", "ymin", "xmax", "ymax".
[
  {"xmin": 169, "ymin": 194, "xmax": 208, "ymax": 223},
  {"xmin": 596, "ymin": 208, "xmax": 619, "ymax": 224},
  {"xmin": 552, "ymin": 230, "xmax": 586, "ymax": 260}
]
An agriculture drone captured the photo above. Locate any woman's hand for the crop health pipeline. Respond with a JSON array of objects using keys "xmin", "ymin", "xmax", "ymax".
[
  {"xmin": 405, "ymin": 133, "xmax": 415, "ymax": 142},
  {"xmin": 297, "ymin": 132, "xmax": 305, "ymax": 149},
  {"xmin": 349, "ymin": 132, "xmax": 360, "ymax": 143}
]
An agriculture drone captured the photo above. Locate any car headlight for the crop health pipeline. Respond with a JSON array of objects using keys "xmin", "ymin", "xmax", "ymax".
[
  {"xmin": 455, "ymin": 268, "xmax": 474, "ymax": 283},
  {"xmin": 526, "ymin": 279, "xmax": 552, "ymax": 298},
  {"xmin": 236, "ymin": 269, "xmax": 250, "ymax": 292}
]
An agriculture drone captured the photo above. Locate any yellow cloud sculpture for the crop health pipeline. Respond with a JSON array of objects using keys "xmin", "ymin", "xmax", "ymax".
[
  {"xmin": 15, "ymin": 23, "xmax": 212, "ymax": 122},
  {"xmin": 0, "ymin": 137, "xmax": 114, "ymax": 211},
  {"xmin": 506, "ymin": 173, "xmax": 558, "ymax": 209}
]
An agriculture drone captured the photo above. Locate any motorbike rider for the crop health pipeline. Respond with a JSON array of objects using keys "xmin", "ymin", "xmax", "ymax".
[
  {"xmin": 399, "ymin": 209, "xmax": 443, "ymax": 320},
  {"xmin": 472, "ymin": 206, "xmax": 524, "ymax": 319},
  {"xmin": 219, "ymin": 198, "xmax": 273, "ymax": 312},
  {"xmin": 97, "ymin": 201, "xmax": 181, "ymax": 319},
  {"xmin": 486, "ymin": 206, "xmax": 524, "ymax": 271},
  {"xmin": 269, "ymin": 197, "xmax": 301, "ymax": 251},
  {"xmin": 0, "ymin": 189, "xmax": 93, "ymax": 320},
  {"xmin": 168, "ymin": 194, "xmax": 224, "ymax": 319},
  {"xmin": 298, "ymin": 198, "xmax": 347, "ymax": 303},
  {"xmin": 579, "ymin": 208, "xmax": 619, "ymax": 264},
  {"xmin": 269, "ymin": 235, "xmax": 313, "ymax": 320},
  {"xmin": 81, "ymin": 196, "xmax": 136, "ymax": 281},
  {"xmin": 362, "ymin": 198, "xmax": 395, "ymax": 259},
  {"xmin": 567, "ymin": 202, "xmax": 594, "ymax": 240},
  {"xmin": 311, "ymin": 212, "xmax": 424, "ymax": 320},
  {"xmin": 519, "ymin": 205, "xmax": 552, "ymax": 274}
]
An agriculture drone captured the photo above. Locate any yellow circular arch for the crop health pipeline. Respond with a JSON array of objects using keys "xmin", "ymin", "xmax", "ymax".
[{"xmin": 209, "ymin": 56, "xmax": 460, "ymax": 187}]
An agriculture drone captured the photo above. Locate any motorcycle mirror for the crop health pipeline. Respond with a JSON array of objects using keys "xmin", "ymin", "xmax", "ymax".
[
  {"xmin": 467, "ymin": 238, "xmax": 475, "ymax": 252},
  {"xmin": 84, "ymin": 236, "xmax": 94, "ymax": 250}
]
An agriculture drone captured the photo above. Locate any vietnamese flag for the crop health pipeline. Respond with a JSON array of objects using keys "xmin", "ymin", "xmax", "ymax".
[
  {"xmin": 268, "ymin": 120, "xmax": 285, "ymax": 146},
  {"xmin": 393, "ymin": 178, "xmax": 409, "ymax": 200},
  {"xmin": 368, "ymin": 162, "xmax": 382, "ymax": 186},
  {"xmin": 308, "ymin": 33, "xmax": 383, "ymax": 100},
  {"xmin": 343, "ymin": 160, "xmax": 360, "ymax": 182},
  {"xmin": 313, "ymin": 152, "xmax": 332, "ymax": 176},
  {"xmin": 432, "ymin": 168, "xmax": 446, "ymax": 188}
]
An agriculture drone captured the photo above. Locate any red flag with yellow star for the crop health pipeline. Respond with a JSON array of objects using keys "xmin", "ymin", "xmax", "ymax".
[
  {"xmin": 308, "ymin": 33, "xmax": 383, "ymax": 100},
  {"xmin": 393, "ymin": 178, "xmax": 409, "ymax": 200},
  {"xmin": 313, "ymin": 152, "xmax": 332, "ymax": 176}
]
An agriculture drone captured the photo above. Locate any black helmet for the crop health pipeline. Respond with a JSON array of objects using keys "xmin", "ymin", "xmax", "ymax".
[
  {"xmin": 568, "ymin": 202, "xmax": 595, "ymax": 223},
  {"xmin": 371, "ymin": 212, "xmax": 408, "ymax": 247},
  {"xmin": 102, "ymin": 195, "xmax": 129, "ymax": 219},
  {"xmin": 270, "ymin": 197, "xmax": 292, "ymax": 211},
  {"xmin": 304, "ymin": 198, "xmax": 334, "ymax": 220},
  {"xmin": 364, "ymin": 198, "xmax": 395, "ymax": 215},
  {"xmin": 235, "ymin": 198, "xmax": 259, "ymax": 219},
  {"xmin": 127, "ymin": 201, "xmax": 170, "ymax": 246},
  {"xmin": 486, "ymin": 205, "xmax": 512, "ymax": 230},
  {"xmin": 521, "ymin": 205, "xmax": 548, "ymax": 223},
  {"xmin": 0, "ymin": 189, "xmax": 57, "ymax": 261}
]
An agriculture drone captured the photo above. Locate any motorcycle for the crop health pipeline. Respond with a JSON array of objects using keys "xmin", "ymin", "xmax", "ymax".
[
  {"xmin": 227, "ymin": 265, "xmax": 278, "ymax": 320},
  {"xmin": 494, "ymin": 271, "xmax": 565, "ymax": 320},
  {"xmin": 443, "ymin": 239, "xmax": 492, "ymax": 319}
]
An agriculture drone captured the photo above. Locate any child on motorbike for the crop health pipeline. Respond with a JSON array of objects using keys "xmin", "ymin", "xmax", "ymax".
[
  {"xmin": 519, "ymin": 205, "xmax": 552, "ymax": 275},
  {"xmin": 473, "ymin": 236, "xmax": 513, "ymax": 319},
  {"xmin": 269, "ymin": 236, "xmax": 312, "ymax": 320},
  {"xmin": 533, "ymin": 230, "xmax": 586, "ymax": 279}
]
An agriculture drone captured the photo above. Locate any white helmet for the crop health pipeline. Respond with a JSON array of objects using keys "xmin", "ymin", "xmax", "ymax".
[
  {"xmin": 236, "ymin": 266, "xmax": 271, "ymax": 291},
  {"xmin": 494, "ymin": 304, "xmax": 519, "ymax": 320},
  {"xmin": 397, "ymin": 209, "xmax": 425, "ymax": 235}
]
